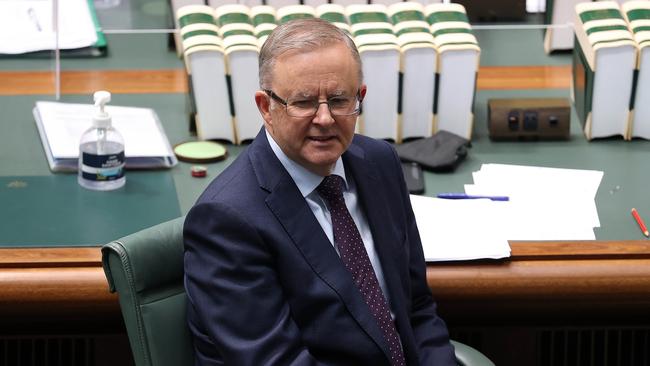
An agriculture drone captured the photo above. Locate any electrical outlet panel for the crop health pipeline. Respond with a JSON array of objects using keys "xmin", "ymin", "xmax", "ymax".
[{"xmin": 488, "ymin": 98, "xmax": 571, "ymax": 141}]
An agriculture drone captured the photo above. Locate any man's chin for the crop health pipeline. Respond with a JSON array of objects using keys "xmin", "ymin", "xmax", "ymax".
[{"xmin": 302, "ymin": 155, "xmax": 340, "ymax": 175}]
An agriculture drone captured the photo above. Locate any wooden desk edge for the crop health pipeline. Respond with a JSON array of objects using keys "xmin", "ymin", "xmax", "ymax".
[
  {"xmin": 1, "ymin": 240, "xmax": 650, "ymax": 319},
  {"xmin": 508, "ymin": 240, "xmax": 650, "ymax": 259},
  {"xmin": 0, "ymin": 247, "xmax": 101, "ymax": 267},
  {"xmin": 2, "ymin": 240, "xmax": 648, "ymax": 267}
]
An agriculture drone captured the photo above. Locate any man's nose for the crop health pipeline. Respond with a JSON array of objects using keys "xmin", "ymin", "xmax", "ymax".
[{"xmin": 312, "ymin": 101, "xmax": 334, "ymax": 125}]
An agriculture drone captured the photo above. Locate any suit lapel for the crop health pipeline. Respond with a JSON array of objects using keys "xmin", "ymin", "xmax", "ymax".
[{"xmin": 248, "ymin": 131, "xmax": 392, "ymax": 362}]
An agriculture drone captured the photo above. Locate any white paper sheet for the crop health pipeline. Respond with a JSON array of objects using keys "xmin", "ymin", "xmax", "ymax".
[
  {"xmin": 464, "ymin": 164, "xmax": 602, "ymax": 241},
  {"xmin": 410, "ymin": 194, "xmax": 512, "ymax": 262},
  {"xmin": 0, "ymin": 0, "xmax": 98, "ymax": 54}
]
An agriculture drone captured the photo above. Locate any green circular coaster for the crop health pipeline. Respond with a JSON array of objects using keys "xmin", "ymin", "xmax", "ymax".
[{"xmin": 173, "ymin": 141, "xmax": 228, "ymax": 163}]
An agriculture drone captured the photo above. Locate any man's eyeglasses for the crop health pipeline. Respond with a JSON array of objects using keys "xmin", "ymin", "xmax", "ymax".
[{"xmin": 264, "ymin": 89, "xmax": 362, "ymax": 118}]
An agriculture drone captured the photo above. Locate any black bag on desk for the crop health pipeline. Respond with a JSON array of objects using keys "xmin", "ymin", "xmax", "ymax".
[{"xmin": 394, "ymin": 130, "xmax": 471, "ymax": 172}]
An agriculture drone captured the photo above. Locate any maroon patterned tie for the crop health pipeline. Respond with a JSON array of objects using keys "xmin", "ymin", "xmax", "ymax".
[{"xmin": 317, "ymin": 175, "xmax": 406, "ymax": 366}]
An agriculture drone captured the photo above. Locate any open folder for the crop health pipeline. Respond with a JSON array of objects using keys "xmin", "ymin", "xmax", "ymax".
[
  {"xmin": 0, "ymin": 0, "xmax": 106, "ymax": 57},
  {"xmin": 33, "ymin": 101, "xmax": 178, "ymax": 172}
]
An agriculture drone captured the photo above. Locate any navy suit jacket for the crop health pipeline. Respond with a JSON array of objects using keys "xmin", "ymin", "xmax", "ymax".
[{"xmin": 183, "ymin": 129, "xmax": 455, "ymax": 365}]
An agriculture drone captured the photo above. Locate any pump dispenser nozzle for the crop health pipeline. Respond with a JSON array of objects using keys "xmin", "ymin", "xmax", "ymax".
[{"xmin": 93, "ymin": 91, "xmax": 112, "ymax": 128}]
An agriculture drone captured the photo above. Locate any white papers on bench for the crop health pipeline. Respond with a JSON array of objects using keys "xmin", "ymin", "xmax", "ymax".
[
  {"xmin": 411, "ymin": 163, "xmax": 603, "ymax": 262},
  {"xmin": 0, "ymin": 0, "xmax": 99, "ymax": 54}
]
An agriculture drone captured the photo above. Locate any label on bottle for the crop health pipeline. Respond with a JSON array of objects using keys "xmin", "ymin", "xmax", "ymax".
[{"xmin": 80, "ymin": 151, "xmax": 125, "ymax": 181}]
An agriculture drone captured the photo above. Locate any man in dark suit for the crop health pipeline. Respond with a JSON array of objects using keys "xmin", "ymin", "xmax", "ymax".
[{"xmin": 183, "ymin": 18, "xmax": 455, "ymax": 366}]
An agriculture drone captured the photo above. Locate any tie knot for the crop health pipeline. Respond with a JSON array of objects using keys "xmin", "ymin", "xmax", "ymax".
[{"xmin": 317, "ymin": 175, "xmax": 344, "ymax": 203}]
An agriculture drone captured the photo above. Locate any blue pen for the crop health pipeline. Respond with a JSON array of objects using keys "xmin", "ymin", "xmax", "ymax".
[{"xmin": 437, "ymin": 193, "xmax": 509, "ymax": 201}]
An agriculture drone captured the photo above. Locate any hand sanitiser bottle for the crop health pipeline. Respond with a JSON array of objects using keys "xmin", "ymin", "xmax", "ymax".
[{"xmin": 78, "ymin": 91, "xmax": 126, "ymax": 190}]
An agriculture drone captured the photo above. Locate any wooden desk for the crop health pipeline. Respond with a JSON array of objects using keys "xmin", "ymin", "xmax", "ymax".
[
  {"xmin": 3, "ymin": 240, "xmax": 650, "ymax": 330},
  {"xmin": 2, "ymin": 63, "xmax": 649, "ymax": 365}
]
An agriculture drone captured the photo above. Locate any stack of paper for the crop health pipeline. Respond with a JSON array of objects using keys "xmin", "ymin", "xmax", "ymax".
[
  {"xmin": 410, "ymin": 194, "xmax": 512, "ymax": 262},
  {"xmin": 466, "ymin": 164, "xmax": 603, "ymax": 240},
  {"xmin": 411, "ymin": 163, "xmax": 603, "ymax": 262},
  {"xmin": 0, "ymin": 0, "xmax": 105, "ymax": 55}
]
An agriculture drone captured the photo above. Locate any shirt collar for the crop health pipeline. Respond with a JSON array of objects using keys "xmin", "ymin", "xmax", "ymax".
[{"xmin": 265, "ymin": 129, "xmax": 348, "ymax": 197}]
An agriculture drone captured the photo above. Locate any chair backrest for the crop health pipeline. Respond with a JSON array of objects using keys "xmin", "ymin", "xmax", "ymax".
[{"xmin": 102, "ymin": 217, "xmax": 194, "ymax": 366}]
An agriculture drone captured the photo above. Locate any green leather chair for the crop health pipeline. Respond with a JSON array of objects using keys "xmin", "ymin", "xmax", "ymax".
[{"xmin": 102, "ymin": 217, "xmax": 494, "ymax": 366}]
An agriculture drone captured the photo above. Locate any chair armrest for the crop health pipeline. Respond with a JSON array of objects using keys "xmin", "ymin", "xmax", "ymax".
[{"xmin": 451, "ymin": 340, "xmax": 495, "ymax": 366}]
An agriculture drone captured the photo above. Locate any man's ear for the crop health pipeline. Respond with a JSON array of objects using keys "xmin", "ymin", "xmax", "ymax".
[
  {"xmin": 359, "ymin": 84, "xmax": 367, "ymax": 100},
  {"xmin": 255, "ymin": 91, "xmax": 273, "ymax": 128}
]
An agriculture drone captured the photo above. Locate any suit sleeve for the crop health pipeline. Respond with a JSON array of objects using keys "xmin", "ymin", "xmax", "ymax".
[
  {"xmin": 184, "ymin": 201, "xmax": 328, "ymax": 366},
  {"xmin": 387, "ymin": 144, "xmax": 457, "ymax": 365}
]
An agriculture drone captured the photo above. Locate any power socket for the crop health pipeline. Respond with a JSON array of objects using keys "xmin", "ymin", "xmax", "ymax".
[{"xmin": 488, "ymin": 98, "xmax": 571, "ymax": 141}]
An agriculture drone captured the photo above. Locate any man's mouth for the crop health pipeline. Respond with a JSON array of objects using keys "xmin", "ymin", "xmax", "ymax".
[{"xmin": 308, "ymin": 136, "xmax": 335, "ymax": 142}]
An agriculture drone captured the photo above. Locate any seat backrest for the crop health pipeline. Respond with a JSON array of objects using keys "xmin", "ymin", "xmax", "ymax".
[{"xmin": 102, "ymin": 216, "xmax": 194, "ymax": 366}]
